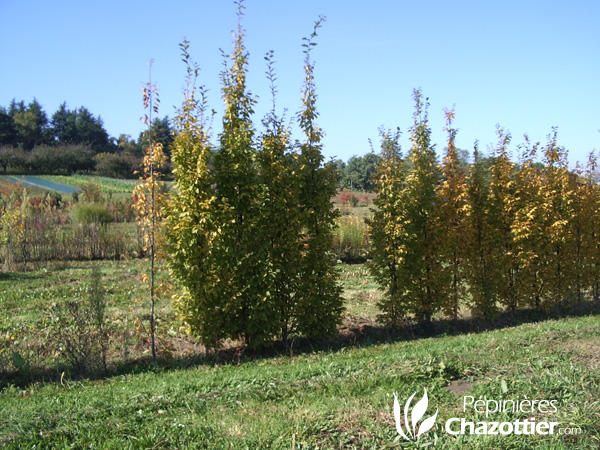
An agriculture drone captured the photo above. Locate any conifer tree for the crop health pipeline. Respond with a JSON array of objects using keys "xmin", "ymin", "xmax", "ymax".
[{"xmin": 294, "ymin": 17, "xmax": 343, "ymax": 337}]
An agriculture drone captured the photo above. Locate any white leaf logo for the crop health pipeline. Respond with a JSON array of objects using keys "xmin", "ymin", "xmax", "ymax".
[{"xmin": 393, "ymin": 388, "xmax": 438, "ymax": 442}]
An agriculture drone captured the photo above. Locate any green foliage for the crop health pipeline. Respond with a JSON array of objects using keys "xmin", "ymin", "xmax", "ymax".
[
  {"xmin": 165, "ymin": 38, "xmax": 220, "ymax": 347},
  {"xmin": 401, "ymin": 90, "xmax": 445, "ymax": 325},
  {"xmin": 137, "ymin": 116, "xmax": 173, "ymax": 157},
  {"xmin": 70, "ymin": 202, "xmax": 113, "ymax": 225},
  {"xmin": 367, "ymin": 126, "xmax": 406, "ymax": 325},
  {"xmin": 10, "ymin": 99, "xmax": 50, "ymax": 150},
  {"xmin": 487, "ymin": 127, "xmax": 519, "ymax": 311},
  {"xmin": 436, "ymin": 108, "xmax": 468, "ymax": 319},
  {"xmin": 371, "ymin": 100, "xmax": 600, "ymax": 322},
  {"xmin": 338, "ymin": 152, "xmax": 381, "ymax": 192},
  {"xmin": 94, "ymin": 152, "xmax": 137, "ymax": 178},
  {"xmin": 370, "ymin": 90, "xmax": 444, "ymax": 327},
  {"xmin": 463, "ymin": 145, "xmax": 498, "ymax": 318},
  {"xmin": 166, "ymin": 6, "xmax": 342, "ymax": 349},
  {"xmin": 294, "ymin": 16, "xmax": 344, "ymax": 338},
  {"xmin": 28, "ymin": 144, "xmax": 95, "ymax": 174},
  {"xmin": 51, "ymin": 103, "xmax": 112, "ymax": 153},
  {"xmin": 48, "ymin": 266, "xmax": 108, "ymax": 375}
]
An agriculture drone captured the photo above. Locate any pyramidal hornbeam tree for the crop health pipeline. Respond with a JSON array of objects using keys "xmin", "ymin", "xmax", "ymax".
[
  {"xmin": 538, "ymin": 130, "xmax": 576, "ymax": 311},
  {"xmin": 165, "ymin": 41, "xmax": 223, "ymax": 346},
  {"xmin": 581, "ymin": 152, "xmax": 600, "ymax": 302},
  {"xmin": 294, "ymin": 17, "xmax": 343, "ymax": 337},
  {"xmin": 403, "ymin": 90, "xmax": 445, "ymax": 326},
  {"xmin": 211, "ymin": 2, "xmax": 276, "ymax": 347},
  {"xmin": 256, "ymin": 50, "xmax": 304, "ymax": 346},
  {"xmin": 436, "ymin": 108, "xmax": 468, "ymax": 319},
  {"xmin": 512, "ymin": 137, "xmax": 545, "ymax": 310},
  {"xmin": 488, "ymin": 126, "xmax": 519, "ymax": 311},
  {"xmin": 165, "ymin": 4, "xmax": 342, "ymax": 348},
  {"xmin": 464, "ymin": 143, "xmax": 498, "ymax": 318},
  {"xmin": 367, "ymin": 127, "xmax": 407, "ymax": 326}
]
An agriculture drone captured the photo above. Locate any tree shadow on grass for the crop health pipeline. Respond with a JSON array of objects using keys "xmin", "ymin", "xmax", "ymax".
[{"xmin": 2, "ymin": 300, "xmax": 600, "ymax": 389}]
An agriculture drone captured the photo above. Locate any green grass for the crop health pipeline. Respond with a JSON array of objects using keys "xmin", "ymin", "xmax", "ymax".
[
  {"xmin": 0, "ymin": 261, "xmax": 599, "ymax": 448},
  {"xmin": 1, "ymin": 315, "xmax": 598, "ymax": 448}
]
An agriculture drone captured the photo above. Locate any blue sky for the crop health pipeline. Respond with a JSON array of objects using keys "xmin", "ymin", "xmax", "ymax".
[{"xmin": 1, "ymin": 0, "xmax": 598, "ymax": 165}]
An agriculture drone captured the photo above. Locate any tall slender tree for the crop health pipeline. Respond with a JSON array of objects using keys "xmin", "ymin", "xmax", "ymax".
[
  {"xmin": 513, "ymin": 137, "xmax": 545, "ymax": 310},
  {"xmin": 368, "ymin": 127, "xmax": 407, "ymax": 326},
  {"xmin": 488, "ymin": 126, "xmax": 519, "ymax": 311},
  {"xmin": 257, "ymin": 51, "xmax": 303, "ymax": 346},
  {"xmin": 294, "ymin": 17, "xmax": 343, "ymax": 337},
  {"xmin": 165, "ymin": 41, "xmax": 222, "ymax": 346},
  {"xmin": 464, "ymin": 143, "xmax": 498, "ymax": 318},
  {"xmin": 538, "ymin": 130, "xmax": 574, "ymax": 311},
  {"xmin": 436, "ymin": 108, "xmax": 468, "ymax": 319},
  {"xmin": 401, "ymin": 89, "xmax": 444, "ymax": 326},
  {"xmin": 132, "ymin": 60, "xmax": 167, "ymax": 363}
]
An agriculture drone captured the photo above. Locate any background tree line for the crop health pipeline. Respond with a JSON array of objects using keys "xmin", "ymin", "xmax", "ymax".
[
  {"xmin": 0, "ymin": 99, "xmax": 173, "ymax": 177},
  {"xmin": 0, "ymin": 97, "xmax": 378, "ymax": 187}
]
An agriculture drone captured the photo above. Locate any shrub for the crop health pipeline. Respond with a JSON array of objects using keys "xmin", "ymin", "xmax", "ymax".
[
  {"xmin": 333, "ymin": 215, "xmax": 370, "ymax": 263},
  {"xmin": 71, "ymin": 203, "xmax": 113, "ymax": 225},
  {"xmin": 49, "ymin": 267, "xmax": 109, "ymax": 375},
  {"xmin": 94, "ymin": 152, "xmax": 139, "ymax": 179}
]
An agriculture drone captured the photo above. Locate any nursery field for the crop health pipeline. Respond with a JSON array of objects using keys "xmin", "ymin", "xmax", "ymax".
[
  {"xmin": 39, "ymin": 174, "xmax": 139, "ymax": 195},
  {"xmin": 1, "ymin": 176, "xmax": 599, "ymax": 448},
  {"xmin": 1, "ymin": 259, "xmax": 599, "ymax": 449},
  {"xmin": 0, "ymin": 175, "xmax": 82, "ymax": 194}
]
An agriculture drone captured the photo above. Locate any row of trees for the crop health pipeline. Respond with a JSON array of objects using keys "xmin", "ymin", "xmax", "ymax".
[
  {"xmin": 162, "ymin": 6, "xmax": 342, "ymax": 349},
  {"xmin": 369, "ymin": 89, "xmax": 600, "ymax": 326},
  {"xmin": 0, "ymin": 99, "xmax": 174, "ymax": 158},
  {"xmin": 1, "ymin": 97, "xmax": 372, "ymax": 184},
  {"xmin": 0, "ymin": 100, "xmax": 111, "ymax": 152},
  {"xmin": 0, "ymin": 144, "xmax": 142, "ymax": 177}
]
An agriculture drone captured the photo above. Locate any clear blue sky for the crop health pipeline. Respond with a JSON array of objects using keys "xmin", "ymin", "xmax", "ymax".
[{"xmin": 1, "ymin": 0, "xmax": 598, "ymax": 165}]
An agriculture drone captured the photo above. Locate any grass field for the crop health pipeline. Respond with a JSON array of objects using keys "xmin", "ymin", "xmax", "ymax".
[{"xmin": 1, "ymin": 260, "xmax": 599, "ymax": 448}]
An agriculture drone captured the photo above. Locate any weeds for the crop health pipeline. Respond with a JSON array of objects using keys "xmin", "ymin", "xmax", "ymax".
[
  {"xmin": 48, "ymin": 266, "xmax": 109, "ymax": 376},
  {"xmin": 333, "ymin": 215, "xmax": 371, "ymax": 263}
]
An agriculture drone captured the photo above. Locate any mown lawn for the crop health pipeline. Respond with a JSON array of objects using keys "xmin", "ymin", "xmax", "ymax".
[{"xmin": 1, "ymin": 260, "xmax": 599, "ymax": 448}]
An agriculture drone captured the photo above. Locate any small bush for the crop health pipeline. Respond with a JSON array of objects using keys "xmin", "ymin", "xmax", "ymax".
[
  {"xmin": 71, "ymin": 203, "xmax": 113, "ymax": 225},
  {"xmin": 333, "ymin": 215, "xmax": 371, "ymax": 263},
  {"xmin": 49, "ymin": 267, "xmax": 109, "ymax": 375}
]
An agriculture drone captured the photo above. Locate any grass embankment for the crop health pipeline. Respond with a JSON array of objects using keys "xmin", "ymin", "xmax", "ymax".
[{"xmin": 0, "ymin": 261, "xmax": 599, "ymax": 448}]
